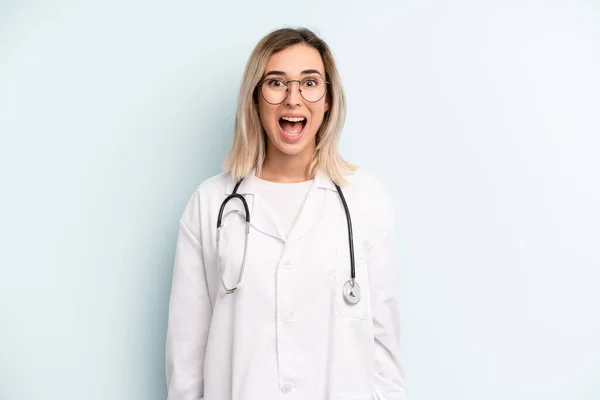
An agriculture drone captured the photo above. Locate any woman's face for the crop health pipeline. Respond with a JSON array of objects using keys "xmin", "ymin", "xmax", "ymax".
[{"xmin": 257, "ymin": 44, "xmax": 329, "ymax": 161}]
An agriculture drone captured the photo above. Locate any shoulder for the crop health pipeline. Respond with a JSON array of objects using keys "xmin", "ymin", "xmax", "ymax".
[
  {"xmin": 343, "ymin": 167, "xmax": 393, "ymax": 209},
  {"xmin": 179, "ymin": 171, "xmax": 232, "ymax": 225},
  {"xmin": 187, "ymin": 171, "xmax": 232, "ymax": 202},
  {"xmin": 343, "ymin": 168, "xmax": 395, "ymax": 241}
]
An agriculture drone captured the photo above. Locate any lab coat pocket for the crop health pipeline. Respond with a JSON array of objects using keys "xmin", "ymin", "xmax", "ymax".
[{"xmin": 334, "ymin": 249, "xmax": 370, "ymax": 320}]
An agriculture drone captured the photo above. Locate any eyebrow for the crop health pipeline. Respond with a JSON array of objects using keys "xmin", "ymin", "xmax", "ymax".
[{"xmin": 263, "ymin": 69, "xmax": 325, "ymax": 78}]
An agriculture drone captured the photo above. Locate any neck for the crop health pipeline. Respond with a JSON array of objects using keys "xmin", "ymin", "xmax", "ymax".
[{"xmin": 259, "ymin": 149, "xmax": 313, "ymax": 183}]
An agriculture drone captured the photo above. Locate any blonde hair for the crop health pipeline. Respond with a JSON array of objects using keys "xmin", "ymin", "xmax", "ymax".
[{"xmin": 222, "ymin": 27, "xmax": 356, "ymax": 186}]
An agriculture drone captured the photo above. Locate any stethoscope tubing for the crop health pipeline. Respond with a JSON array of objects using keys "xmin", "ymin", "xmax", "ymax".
[
  {"xmin": 334, "ymin": 183, "xmax": 356, "ymax": 287},
  {"xmin": 216, "ymin": 177, "xmax": 359, "ymax": 302}
]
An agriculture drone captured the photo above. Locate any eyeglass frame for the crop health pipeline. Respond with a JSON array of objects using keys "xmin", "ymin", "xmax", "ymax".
[{"xmin": 256, "ymin": 76, "xmax": 330, "ymax": 105}]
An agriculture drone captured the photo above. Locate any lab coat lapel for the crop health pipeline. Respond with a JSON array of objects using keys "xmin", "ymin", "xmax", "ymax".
[
  {"xmin": 286, "ymin": 170, "xmax": 336, "ymax": 245},
  {"xmin": 249, "ymin": 195, "xmax": 284, "ymax": 241},
  {"xmin": 225, "ymin": 170, "xmax": 284, "ymax": 241}
]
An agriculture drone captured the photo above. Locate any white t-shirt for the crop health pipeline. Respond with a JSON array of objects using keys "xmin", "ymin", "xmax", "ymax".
[{"xmin": 253, "ymin": 176, "xmax": 313, "ymax": 239}]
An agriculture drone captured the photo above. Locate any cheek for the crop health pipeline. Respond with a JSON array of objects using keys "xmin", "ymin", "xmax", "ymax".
[
  {"xmin": 308, "ymin": 104, "xmax": 327, "ymax": 129},
  {"xmin": 258, "ymin": 102, "xmax": 277, "ymax": 130}
]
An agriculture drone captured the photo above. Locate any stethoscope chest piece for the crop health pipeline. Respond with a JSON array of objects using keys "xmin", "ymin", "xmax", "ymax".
[{"xmin": 342, "ymin": 279, "xmax": 361, "ymax": 305}]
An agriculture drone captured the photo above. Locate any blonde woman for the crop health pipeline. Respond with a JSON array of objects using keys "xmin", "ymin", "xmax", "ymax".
[{"xmin": 166, "ymin": 27, "xmax": 405, "ymax": 400}]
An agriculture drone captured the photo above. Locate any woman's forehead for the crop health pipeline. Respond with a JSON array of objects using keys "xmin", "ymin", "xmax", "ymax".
[{"xmin": 264, "ymin": 44, "xmax": 325, "ymax": 77}]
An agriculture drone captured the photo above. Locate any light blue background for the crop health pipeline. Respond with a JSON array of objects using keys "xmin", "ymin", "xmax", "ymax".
[{"xmin": 2, "ymin": 1, "xmax": 599, "ymax": 399}]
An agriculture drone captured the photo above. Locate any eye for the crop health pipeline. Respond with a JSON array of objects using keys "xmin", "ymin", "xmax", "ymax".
[
  {"xmin": 266, "ymin": 78, "xmax": 286, "ymax": 88},
  {"xmin": 303, "ymin": 78, "xmax": 319, "ymax": 87}
]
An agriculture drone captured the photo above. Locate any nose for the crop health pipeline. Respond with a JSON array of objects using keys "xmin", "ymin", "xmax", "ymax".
[{"xmin": 284, "ymin": 81, "xmax": 302, "ymax": 106}]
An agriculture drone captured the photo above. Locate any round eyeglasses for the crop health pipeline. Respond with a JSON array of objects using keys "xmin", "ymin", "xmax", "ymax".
[{"xmin": 257, "ymin": 76, "xmax": 329, "ymax": 105}]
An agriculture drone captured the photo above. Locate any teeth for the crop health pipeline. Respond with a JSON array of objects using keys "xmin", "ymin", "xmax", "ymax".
[{"xmin": 281, "ymin": 116, "xmax": 306, "ymax": 122}]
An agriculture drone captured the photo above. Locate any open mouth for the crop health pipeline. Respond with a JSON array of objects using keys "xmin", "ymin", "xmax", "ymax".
[{"xmin": 278, "ymin": 116, "xmax": 307, "ymax": 141}]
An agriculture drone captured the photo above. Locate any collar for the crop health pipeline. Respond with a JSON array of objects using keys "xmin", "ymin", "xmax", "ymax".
[{"xmin": 224, "ymin": 168, "xmax": 337, "ymax": 195}]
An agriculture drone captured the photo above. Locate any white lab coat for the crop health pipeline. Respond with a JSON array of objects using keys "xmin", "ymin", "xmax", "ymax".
[{"xmin": 166, "ymin": 168, "xmax": 405, "ymax": 400}]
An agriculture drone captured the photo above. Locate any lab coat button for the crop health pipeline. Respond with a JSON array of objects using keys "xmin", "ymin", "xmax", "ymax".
[{"xmin": 280, "ymin": 382, "xmax": 293, "ymax": 394}]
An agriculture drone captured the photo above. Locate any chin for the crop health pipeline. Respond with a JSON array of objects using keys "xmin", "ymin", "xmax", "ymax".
[{"xmin": 275, "ymin": 139, "xmax": 312, "ymax": 156}]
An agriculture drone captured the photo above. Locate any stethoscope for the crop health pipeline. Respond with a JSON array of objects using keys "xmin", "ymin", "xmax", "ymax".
[{"xmin": 215, "ymin": 177, "xmax": 361, "ymax": 305}]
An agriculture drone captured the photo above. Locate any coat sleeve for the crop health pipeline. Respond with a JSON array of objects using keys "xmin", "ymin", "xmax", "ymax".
[
  {"xmin": 166, "ymin": 190, "xmax": 212, "ymax": 400},
  {"xmin": 367, "ymin": 182, "xmax": 406, "ymax": 400}
]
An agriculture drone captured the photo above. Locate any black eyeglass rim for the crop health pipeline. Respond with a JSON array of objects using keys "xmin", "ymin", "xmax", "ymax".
[{"xmin": 255, "ymin": 77, "xmax": 330, "ymax": 105}]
